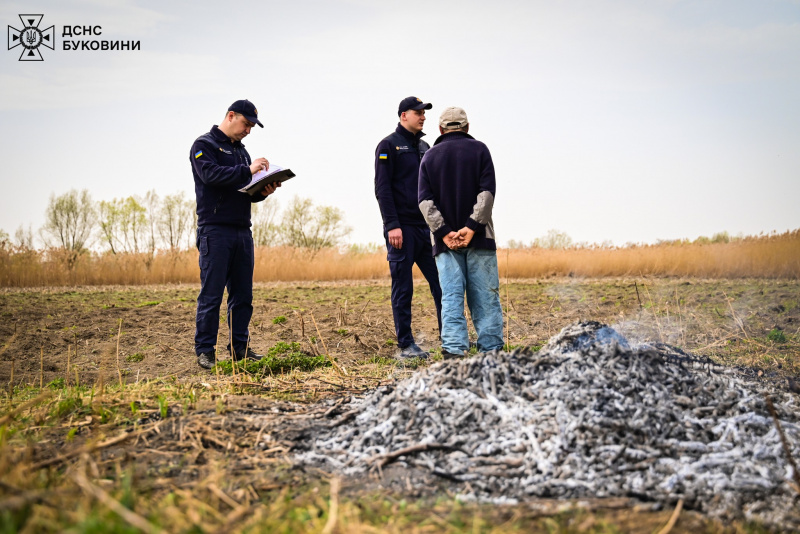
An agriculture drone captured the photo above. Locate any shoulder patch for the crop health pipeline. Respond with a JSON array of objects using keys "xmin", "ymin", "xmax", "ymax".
[
  {"xmin": 378, "ymin": 152, "xmax": 388, "ymax": 160},
  {"xmin": 194, "ymin": 151, "xmax": 203, "ymax": 159}
]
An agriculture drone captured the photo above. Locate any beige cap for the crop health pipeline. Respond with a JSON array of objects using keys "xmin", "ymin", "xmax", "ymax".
[{"xmin": 439, "ymin": 106, "xmax": 468, "ymax": 130}]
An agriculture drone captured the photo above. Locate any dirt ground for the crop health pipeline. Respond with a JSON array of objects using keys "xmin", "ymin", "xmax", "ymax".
[
  {"xmin": 1, "ymin": 277, "xmax": 798, "ymax": 387},
  {"xmin": 1, "ymin": 278, "xmax": 799, "ymax": 532}
]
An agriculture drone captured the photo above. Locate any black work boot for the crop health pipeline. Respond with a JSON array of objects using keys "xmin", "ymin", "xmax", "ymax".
[
  {"xmin": 229, "ymin": 346, "xmax": 265, "ymax": 362},
  {"xmin": 197, "ymin": 351, "xmax": 216, "ymax": 369},
  {"xmin": 441, "ymin": 349, "xmax": 467, "ymax": 360},
  {"xmin": 396, "ymin": 343, "xmax": 428, "ymax": 360}
]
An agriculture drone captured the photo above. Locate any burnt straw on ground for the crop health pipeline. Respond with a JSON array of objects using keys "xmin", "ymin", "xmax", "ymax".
[{"xmin": 294, "ymin": 321, "xmax": 800, "ymax": 529}]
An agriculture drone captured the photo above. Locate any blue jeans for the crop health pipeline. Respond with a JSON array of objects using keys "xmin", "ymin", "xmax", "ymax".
[
  {"xmin": 195, "ymin": 225, "xmax": 254, "ymax": 355},
  {"xmin": 435, "ymin": 248, "xmax": 504, "ymax": 353}
]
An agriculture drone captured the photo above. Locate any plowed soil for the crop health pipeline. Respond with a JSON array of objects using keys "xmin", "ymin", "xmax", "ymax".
[
  {"xmin": 1, "ymin": 278, "xmax": 798, "ymax": 387},
  {"xmin": 1, "ymin": 278, "xmax": 799, "ymax": 532}
]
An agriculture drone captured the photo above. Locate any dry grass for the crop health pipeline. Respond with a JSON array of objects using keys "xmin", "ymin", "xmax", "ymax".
[
  {"xmin": 0, "ymin": 247, "xmax": 388, "ymax": 287},
  {"xmin": 253, "ymin": 246, "xmax": 387, "ymax": 282},
  {"xmin": 504, "ymin": 231, "xmax": 800, "ymax": 279},
  {"xmin": 0, "ymin": 231, "xmax": 798, "ymax": 287},
  {"xmin": 0, "ymin": 377, "xmax": 730, "ymax": 533},
  {"xmin": 0, "ymin": 280, "xmax": 794, "ymax": 532},
  {"xmin": 0, "ymin": 248, "xmax": 199, "ymax": 287}
]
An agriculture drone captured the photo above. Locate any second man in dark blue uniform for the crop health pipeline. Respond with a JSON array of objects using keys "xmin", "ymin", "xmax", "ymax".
[{"xmin": 374, "ymin": 96, "xmax": 443, "ymax": 359}]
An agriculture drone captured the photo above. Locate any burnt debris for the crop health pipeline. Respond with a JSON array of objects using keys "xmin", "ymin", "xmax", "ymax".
[{"xmin": 294, "ymin": 321, "xmax": 800, "ymax": 528}]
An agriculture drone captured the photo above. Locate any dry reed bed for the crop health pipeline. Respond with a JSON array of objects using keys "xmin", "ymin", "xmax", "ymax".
[
  {"xmin": 0, "ymin": 231, "xmax": 798, "ymax": 287},
  {"xmin": 510, "ymin": 233, "xmax": 800, "ymax": 279}
]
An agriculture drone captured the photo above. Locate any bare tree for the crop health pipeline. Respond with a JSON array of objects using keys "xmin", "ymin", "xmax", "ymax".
[
  {"xmin": 119, "ymin": 196, "xmax": 148, "ymax": 253},
  {"xmin": 186, "ymin": 198, "xmax": 198, "ymax": 250},
  {"xmin": 252, "ymin": 197, "xmax": 280, "ymax": 247},
  {"xmin": 142, "ymin": 190, "xmax": 160, "ymax": 256},
  {"xmin": 506, "ymin": 239, "xmax": 529, "ymax": 249},
  {"xmin": 14, "ymin": 225, "xmax": 35, "ymax": 249},
  {"xmin": 98, "ymin": 199, "xmax": 122, "ymax": 254},
  {"xmin": 98, "ymin": 196, "xmax": 149, "ymax": 254},
  {"xmin": 157, "ymin": 192, "xmax": 194, "ymax": 252},
  {"xmin": 533, "ymin": 229, "xmax": 574, "ymax": 250},
  {"xmin": 278, "ymin": 196, "xmax": 351, "ymax": 253},
  {"xmin": 41, "ymin": 189, "xmax": 95, "ymax": 251}
]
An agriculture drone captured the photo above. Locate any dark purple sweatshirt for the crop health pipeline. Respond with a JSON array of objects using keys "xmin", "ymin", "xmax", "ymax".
[{"xmin": 418, "ymin": 131, "xmax": 497, "ymax": 256}]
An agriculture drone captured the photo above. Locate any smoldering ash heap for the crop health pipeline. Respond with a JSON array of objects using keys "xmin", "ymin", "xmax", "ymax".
[{"xmin": 294, "ymin": 321, "xmax": 800, "ymax": 528}]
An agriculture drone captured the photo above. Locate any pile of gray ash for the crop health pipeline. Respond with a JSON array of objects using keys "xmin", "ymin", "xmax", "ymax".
[{"xmin": 296, "ymin": 321, "xmax": 800, "ymax": 528}]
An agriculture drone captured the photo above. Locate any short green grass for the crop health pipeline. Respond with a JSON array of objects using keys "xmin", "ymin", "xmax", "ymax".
[
  {"xmin": 767, "ymin": 328, "xmax": 787, "ymax": 343},
  {"xmin": 215, "ymin": 341, "xmax": 330, "ymax": 375}
]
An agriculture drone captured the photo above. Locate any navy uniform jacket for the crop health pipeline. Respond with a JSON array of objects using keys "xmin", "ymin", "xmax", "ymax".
[
  {"xmin": 418, "ymin": 131, "xmax": 497, "ymax": 256},
  {"xmin": 190, "ymin": 125, "xmax": 266, "ymax": 228},
  {"xmin": 374, "ymin": 124, "xmax": 430, "ymax": 231}
]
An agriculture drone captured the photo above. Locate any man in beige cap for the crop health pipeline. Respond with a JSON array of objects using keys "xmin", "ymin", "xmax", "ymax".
[{"xmin": 418, "ymin": 106, "xmax": 503, "ymax": 358}]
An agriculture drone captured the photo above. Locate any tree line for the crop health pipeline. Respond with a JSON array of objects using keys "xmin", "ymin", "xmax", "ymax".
[{"xmin": 2, "ymin": 189, "xmax": 351, "ymax": 255}]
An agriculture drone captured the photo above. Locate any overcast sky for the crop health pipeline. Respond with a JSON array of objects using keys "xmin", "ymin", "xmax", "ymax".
[{"xmin": 2, "ymin": 0, "xmax": 798, "ymax": 247}]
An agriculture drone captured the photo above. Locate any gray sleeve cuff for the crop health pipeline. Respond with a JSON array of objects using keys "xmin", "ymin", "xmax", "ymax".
[
  {"xmin": 470, "ymin": 191, "xmax": 494, "ymax": 225},
  {"xmin": 420, "ymin": 199, "xmax": 446, "ymax": 234}
]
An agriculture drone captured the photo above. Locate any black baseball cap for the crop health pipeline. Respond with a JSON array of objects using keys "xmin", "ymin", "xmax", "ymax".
[
  {"xmin": 398, "ymin": 96, "xmax": 432, "ymax": 117},
  {"xmin": 228, "ymin": 99, "xmax": 263, "ymax": 128}
]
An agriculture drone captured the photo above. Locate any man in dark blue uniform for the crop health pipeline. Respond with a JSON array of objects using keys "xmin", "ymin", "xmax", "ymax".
[
  {"xmin": 374, "ymin": 96, "xmax": 443, "ymax": 359},
  {"xmin": 190, "ymin": 99, "xmax": 281, "ymax": 369}
]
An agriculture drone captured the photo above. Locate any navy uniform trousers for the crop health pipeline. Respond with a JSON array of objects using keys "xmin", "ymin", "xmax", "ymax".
[
  {"xmin": 195, "ymin": 225, "xmax": 254, "ymax": 355},
  {"xmin": 385, "ymin": 224, "xmax": 443, "ymax": 348}
]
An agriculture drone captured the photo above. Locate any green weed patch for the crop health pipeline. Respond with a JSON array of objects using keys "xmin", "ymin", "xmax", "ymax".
[
  {"xmin": 125, "ymin": 352, "xmax": 145, "ymax": 362},
  {"xmin": 214, "ymin": 342, "xmax": 329, "ymax": 375},
  {"xmin": 767, "ymin": 328, "xmax": 787, "ymax": 343}
]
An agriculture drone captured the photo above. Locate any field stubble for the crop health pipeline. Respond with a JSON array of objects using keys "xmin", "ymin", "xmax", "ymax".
[{"xmin": 0, "ymin": 278, "xmax": 798, "ymax": 532}]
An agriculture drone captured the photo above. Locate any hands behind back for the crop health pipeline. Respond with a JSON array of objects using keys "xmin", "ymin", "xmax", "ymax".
[
  {"xmin": 443, "ymin": 227, "xmax": 476, "ymax": 250},
  {"xmin": 457, "ymin": 227, "xmax": 475, "ymax": 247},
  {"xmin": 443, "ymin": 231, "xmax": 462, "ymax": 250}
]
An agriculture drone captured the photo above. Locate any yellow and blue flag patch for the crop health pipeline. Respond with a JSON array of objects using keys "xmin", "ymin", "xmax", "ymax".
[
  {"xmin": 194, "ymin": 151, "xmax": 203, "ymax": 159},
  {"xmin": 378, "ymin": 153, "xmax": 388, "ymax": 160}
]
